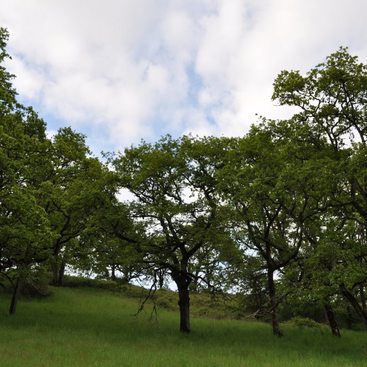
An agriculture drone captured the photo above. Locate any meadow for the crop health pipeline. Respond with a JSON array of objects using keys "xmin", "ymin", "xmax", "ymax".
[{"xmin": 0, "ymin": 284, "xmax": 366, "ymax": 367}]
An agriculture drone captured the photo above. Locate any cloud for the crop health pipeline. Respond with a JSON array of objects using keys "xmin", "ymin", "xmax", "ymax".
[{"xmin": 1, "ymin": 0, "xmax": 367, "ymax": 153}]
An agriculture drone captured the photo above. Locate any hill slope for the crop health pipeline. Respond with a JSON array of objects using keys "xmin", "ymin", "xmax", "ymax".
[{"xmin": 0, "ymin": 286, "xmax": 366, "ymax": 367}]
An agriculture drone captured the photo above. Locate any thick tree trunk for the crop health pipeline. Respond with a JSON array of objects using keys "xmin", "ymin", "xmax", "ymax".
[
  {"xmin": 51, "ymin": 259, "xmax": 59, "ymax": 286},
  {"xmin": 324, "ymin": 304, "xmax": 341, "ymax": 337},
  {"xmin": 172, "ymin": 264, "xmax": 191, "ymax": 333},
  {"xmin": 178, "ymin": 285, "xmax": 190, "ymax": 333},
  {"xmin": 345, "ymin": 304, "xmax": 354, "ymax": 329},
  {"xmin": 267, "ymin": 267, "xmax": 282, "ymax": 337},
  {"xmin": 52, "ymin": 258, "xmax": 66, "ymax": 286},
  {"xmin": 9, "ymin": 278, "xmax": 22, "ymax": 315},
  {"xmin": 340, "ymin": 284, "xmax": 367, "ymax": 330},
  {"xmin": 58, "ymin": 260, "xmax": 66, "ymax": 285}
]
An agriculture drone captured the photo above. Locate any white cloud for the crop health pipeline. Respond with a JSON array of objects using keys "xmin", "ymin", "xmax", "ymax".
[
  {"xmin": 1, "ymin": 0, "xmax": 367, "ymax": 153},
  {"xmin": 5, "ymin": 55, "xmax": 45, "ymax": 100},
  {"xmin": 116, "ymin": 188, "xmax": 136, "ymax": 203}
]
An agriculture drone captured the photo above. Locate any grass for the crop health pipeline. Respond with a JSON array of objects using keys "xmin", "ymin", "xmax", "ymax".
[{"xmin": 0, "ymin": 284, "xmax": 366, "ymax": 367}]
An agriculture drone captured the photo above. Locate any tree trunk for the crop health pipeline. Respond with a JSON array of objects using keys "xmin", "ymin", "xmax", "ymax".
[
  {"xmin": 158, "ymin": 269, "xmax": 164, "ymax": 289},
  {"xmin": 324, "ymin": 304, "xmax": 341, "ymax": 337},
  {"xmin": 51, "ymin": 258, "xmax": 59, "ymax": 286},
  {"xmin": 267, "ymin": 267, "xmax": 283, "ymax": 337},
  {"xmin": 57, "ymin": 260, "xmax": 66, "ymax": 286},
  {"xmin": 172, "ymin": 264, "xmax": 191, "ymax": 333},
  {"xmin": 111, "ymin": 264, "xmax": 117, "ymax": 281},
  {"xmin": 340, "ymin": 284, "xmax": 367, "ymax": 330},
  {"xmin": 9, "ymin": 245, "xmax": 33, "ymax": 315},
  {"xmin": 345, "ymin": 304, "xmax": 354, "ymax": 329},
  {"xmin": 52, "ymin": 257, "xmax": 66, "ymax": 286},
  {"xmin": 9, "ymin": 277, "xmax": 22, "ymax": 315},
  {"xmin": 178, "ymin": 285, "xmax": 190, "ymax": 333},
  {"xmin": 360, "ymin": 285, "xmax": 366, "ymax": 313}
]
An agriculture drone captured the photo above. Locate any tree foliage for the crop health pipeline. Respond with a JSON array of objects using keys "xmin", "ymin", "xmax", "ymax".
[{"xmin": 1, "ymin": 27, "xmax": 367, "ymax": 337}]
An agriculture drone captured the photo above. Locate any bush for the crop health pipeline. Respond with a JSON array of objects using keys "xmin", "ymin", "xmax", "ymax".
[
  {"xmin": 285, "ymin": 316, "xmax": 326, "ymax": 332},
  {"xmin": 62, "ymin": 275, "xmax": 118, "ymax": 290},
  {"xmin": 62, "ymin": 275, "xmax": 148, "ymax": 298},
  {"xmin": 21, "ymin": 270, "xmax": 51, "ymax": 297}
]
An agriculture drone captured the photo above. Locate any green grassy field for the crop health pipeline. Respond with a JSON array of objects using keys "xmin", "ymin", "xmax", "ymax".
[{"xmin": 0, "ymin": 285, "xmax": 366, "ymax": 367}]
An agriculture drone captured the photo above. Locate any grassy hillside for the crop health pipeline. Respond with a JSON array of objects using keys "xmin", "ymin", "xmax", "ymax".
[{"xmin": 0, "ymin": 284, "xmax": 366, "ymax": 367}]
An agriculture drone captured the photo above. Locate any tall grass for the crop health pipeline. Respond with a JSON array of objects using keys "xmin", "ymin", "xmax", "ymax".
[{"xmin": 0, "ymin": 286, "xmax": 366, "ymax": 367}]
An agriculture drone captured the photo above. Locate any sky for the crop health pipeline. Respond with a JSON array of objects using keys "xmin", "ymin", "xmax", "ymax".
[{"xmin": 1, "ymin": 0, "xmax": 367, "ymax": 155}]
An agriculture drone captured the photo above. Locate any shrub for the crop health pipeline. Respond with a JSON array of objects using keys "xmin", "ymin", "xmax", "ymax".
[
  {"xmin": 286, "ymin": 316, "xmax": 326, "ymax": 332},
  {"xmin": 21, "ymin": 269, "xmax": 51, "ymax": 297}
]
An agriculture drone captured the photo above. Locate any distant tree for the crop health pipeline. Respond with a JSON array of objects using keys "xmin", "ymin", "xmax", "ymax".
[
  {"xmin": 41, "ymin": 127, "xmax": 111, "ymax": 286},
  {"xmin": 75, "ymin": 199, "xmax": 145, "ymax": 283},
  {"xmin": 217, "ymin": 126, "xmax": 310, "ymax": 336}
]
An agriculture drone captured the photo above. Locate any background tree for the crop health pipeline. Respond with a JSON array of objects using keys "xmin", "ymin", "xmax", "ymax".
[
  {"xmin": 41, "ymin": 127, "xmax": 112, "ymax": 286},
  {"xmin": 75, "ymin": 199, "xmax": 145, "ymax": 283},
  {"xmin": 217, "ymin": 127, "xmax": 304, "ymax": 336}
]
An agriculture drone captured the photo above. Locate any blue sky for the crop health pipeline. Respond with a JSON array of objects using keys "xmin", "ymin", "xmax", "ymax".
[{"xmin": 1, "ymin": 0, "xmax": 367, "ymax": 155}]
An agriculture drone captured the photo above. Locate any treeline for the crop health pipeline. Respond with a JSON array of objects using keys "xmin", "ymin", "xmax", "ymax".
[{"xmin": 1, "ymin": 28, "xmax": 366, "ymax": 337}]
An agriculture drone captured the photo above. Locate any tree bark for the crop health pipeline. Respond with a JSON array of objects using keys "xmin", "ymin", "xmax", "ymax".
[
  {"xmin": 10, "ymin": 246, "xmax": 32, "ymax": 315},
  {"xmin": 267, "ymin": 267, "xmax": 283, "ymax": 337},
  {"xmin": 51, "ymin": 258, "xmax": 59, "ymax": 286},
  {"xmin": 345, "ymin": 304, "xmax": 354, "ymax": 329},
  {"xmin": 340, "ymin": 284, "xmax": 367, "ymax": 330},
  {"xmin": 360, "ymin": 285, "xmax": 366, "ymax": 313},
  {"xmin": 111, "ymin": 264, "xmax": 116, "ymax": 281},
  {"xmin": 178, "ymin": 285, "xmax": 190, "ymax": 333},
  {"xmin": 324, "ymin": 304, "xmax": 341, "ymax": 337},
  {"xmin": 172, "ymin": 264, "xmax": 191, "ymax": 333},
  {"xmin": 158, "ymin": 269, "xmax": 164, "ymax": 289},
  {"xmin": 57, "ymin": 259, "xmax": 66, "ymax": 286},
  {"xmin": 52, "ymin": 257, "xmax": 66, "ymax": 286},
  {"xmin": 9, "ymin": 277, "xmax": 22, "ymax": 315}
]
